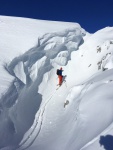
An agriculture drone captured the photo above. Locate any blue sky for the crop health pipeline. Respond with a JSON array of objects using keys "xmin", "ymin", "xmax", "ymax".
[{"xmin": 0, "ymin": 0, "xmax": 113, "ymax": 33}]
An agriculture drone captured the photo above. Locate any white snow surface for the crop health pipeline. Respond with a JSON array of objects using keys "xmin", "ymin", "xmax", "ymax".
[{"xmin": 0, "ymin": 16, "xmax": 113, "ymax": 150}]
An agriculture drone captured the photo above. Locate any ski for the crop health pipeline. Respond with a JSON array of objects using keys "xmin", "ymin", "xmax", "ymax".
[
  {"xmin": 56, "ymin": 81, "xmax": 65, "ymax": 90},
  {"xmin": 56, "ymin": 85, "xmax": 61, "ymax": 90}
]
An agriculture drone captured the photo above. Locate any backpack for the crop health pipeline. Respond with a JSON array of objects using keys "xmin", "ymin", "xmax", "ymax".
[
  {"xmin": 56, "ymin": 69, "xmax": 60, "ymax": 75},
  {"xmin": 56, "ymin": 69, "xmax": 62, "ymax": 75}
]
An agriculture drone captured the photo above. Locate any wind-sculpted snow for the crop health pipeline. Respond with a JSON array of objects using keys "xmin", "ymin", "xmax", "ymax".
[
  {"xmin": 0, "ymin": 27, "xmax": 84, "ymax": 149},
  {"xmin": 1, "ymin": 16, "xmax": 113, "ymax": 150}
]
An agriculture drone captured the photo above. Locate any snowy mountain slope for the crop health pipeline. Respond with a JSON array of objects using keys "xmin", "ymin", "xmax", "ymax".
[
  {"xmin": 0, "ymin": 16, "xmax": 113, "ymax": 150},
  {"xmin": 0, "ymin": 16, "xmax": 86, "ymax": 150},
  {"xmin": 24, "ymin": 28, "xmax": 113, "ymax": 150},
  {"xmin": 0, "ymin": 15, "xmax": 81, "ymax": 96}
]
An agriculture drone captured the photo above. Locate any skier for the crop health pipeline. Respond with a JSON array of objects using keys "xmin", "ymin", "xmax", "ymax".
[{"xmin": 56, "ymin": 67, "xmax": 63, "ymax": 86}]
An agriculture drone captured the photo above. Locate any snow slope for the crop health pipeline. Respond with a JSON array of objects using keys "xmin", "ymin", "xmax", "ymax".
[
  {"xmin": 0, "ymin": 15, "xmax": 80, "ymax": 95},
  {"xmin": 0, "ymin": 16, "xmax": 113, "ymax": 150}
]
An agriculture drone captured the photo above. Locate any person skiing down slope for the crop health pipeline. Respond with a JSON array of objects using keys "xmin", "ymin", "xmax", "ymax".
[{"xmin": 56, "ymin": 67, "xmax": 63, "ymax": 86}]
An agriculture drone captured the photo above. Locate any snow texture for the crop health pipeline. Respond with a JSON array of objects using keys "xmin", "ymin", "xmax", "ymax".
[{"xmin": 0, "ymin": 16, "xmax": 113, "ymax": 150}]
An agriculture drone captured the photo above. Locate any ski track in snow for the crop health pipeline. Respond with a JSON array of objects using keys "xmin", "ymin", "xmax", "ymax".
[
  {"xmin": 18, "ymin": 79, "xmax": 69, "ymax": 150},
  {"xmin": 17, "ymin": 79, "xmax": 88, "ymax": 150},
  {"xmin": 18, "ymin": 85, "xmax": 70, "ymax": 149},
  {"xmin": 19, "ymin": 81, "xmax": 95, "ymax": 150},
  {"xmin": 17, "ymin": 78, "xmax": 78, "ymax": 150},
  {"xmin": 17, "ymin": 90, "xmax": 58, "ymax": 150},
  {"xmin": 17, "ymin": 80, "xmax": 69, "ymax": 150}
]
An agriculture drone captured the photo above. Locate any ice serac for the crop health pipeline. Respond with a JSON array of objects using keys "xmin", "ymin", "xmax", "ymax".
[{"xmin": 14, "ymin": 61, "xmax": 26, "ymax": 84}]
